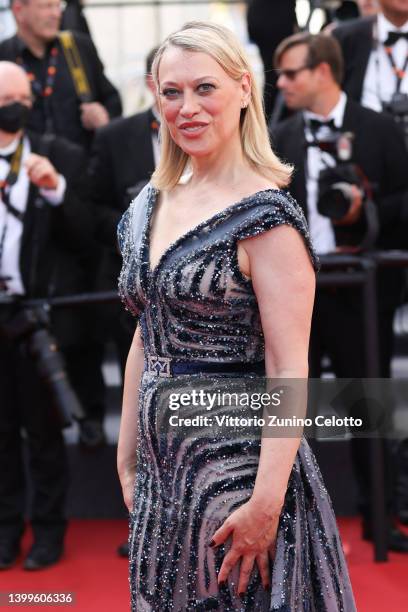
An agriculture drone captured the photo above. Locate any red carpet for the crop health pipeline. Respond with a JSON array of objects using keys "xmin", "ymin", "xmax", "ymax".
[{"xmin": 0, "ymin": 518, "xmax": 407, "ymax": 611}]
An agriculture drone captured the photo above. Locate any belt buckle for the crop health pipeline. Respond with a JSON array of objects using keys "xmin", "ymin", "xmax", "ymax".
[{"xmin": 148, "ymin": 355, "xmax": 172, "ymax": 377}]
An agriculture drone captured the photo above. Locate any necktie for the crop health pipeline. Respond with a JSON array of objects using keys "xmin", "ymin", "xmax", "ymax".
[
  {"xmin": 384, "ymin": 31, "xmax": 408, "ymax": 46},
  {"xmin": 308, "ymin": 118, "xmax": 337, "ymax": 133}
]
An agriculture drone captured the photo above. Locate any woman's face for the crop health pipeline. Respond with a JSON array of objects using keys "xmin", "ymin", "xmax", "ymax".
[{"xmin": 157, "ymin": 46, "xmax": 250, "ymax": 159}]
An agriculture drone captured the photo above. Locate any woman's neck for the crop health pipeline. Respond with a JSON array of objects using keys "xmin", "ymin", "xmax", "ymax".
[{"xmin": 188, "ymin": 135, "xmax": 249, "ymax": 189}]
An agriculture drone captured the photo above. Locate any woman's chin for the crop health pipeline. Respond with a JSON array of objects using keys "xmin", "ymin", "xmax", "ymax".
[{"xmin": 179, "ymin": 143, "xmax": 217, "ymax": 158}]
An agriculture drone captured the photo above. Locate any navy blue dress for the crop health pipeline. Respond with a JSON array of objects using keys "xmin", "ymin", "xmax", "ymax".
[{"xmin": 118, "ymin": 184, "xmax": 356, "ymax": 611}]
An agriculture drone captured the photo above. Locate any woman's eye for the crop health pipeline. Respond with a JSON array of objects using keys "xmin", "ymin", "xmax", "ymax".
[
  {"xmin": 162, "ymin": 88, "xmax": 180, "ymax": 98},
  {"xmin": 198, "ymin": 83, "xmax": 215, "ymax": 93}
]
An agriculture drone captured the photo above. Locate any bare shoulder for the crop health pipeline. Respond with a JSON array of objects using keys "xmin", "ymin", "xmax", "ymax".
[{"xmin": 246, "ymin": 174, "xmax": 280, "ymax": 194}]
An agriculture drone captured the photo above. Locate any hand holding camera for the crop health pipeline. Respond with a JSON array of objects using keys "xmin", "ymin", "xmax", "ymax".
[
  {"xmin": 332, "ymin": 184, "xmax": 363, "ymax": 226},
  {"xmin": 316, "ymin": 132, "xmax": 379, "ymax": 250}
]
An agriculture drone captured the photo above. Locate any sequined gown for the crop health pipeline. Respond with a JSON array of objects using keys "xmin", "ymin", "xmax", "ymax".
[{"xmin": 118, "ymin": 184, "xmax": 356, "ymax": 611}]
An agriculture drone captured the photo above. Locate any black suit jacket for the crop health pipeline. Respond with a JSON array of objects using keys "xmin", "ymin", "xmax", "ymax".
[
  {"xmin": 0, "ymin": 32, "xmax": 122, "ymax": 149},
  {"xmin": 19, "ymin": 131, "xmax": 93, "ymax": 345},
  {"xmin": 332, "ymin": 16, "xmax": 376, "ymax": 102},
  {"xmin": 88, "ymin": 109, "xmax": 155, "ymax": 289},
  {"xmin": 271, "ymin": 98, "xmax": 408, "ymax": 308},
  {"xmin": 89, "ymin": 109, "xmax": 155, "ymax": 246},
  {"xmin": 272, "ymin": 98, "xmax": 408, "ymax": 246}
]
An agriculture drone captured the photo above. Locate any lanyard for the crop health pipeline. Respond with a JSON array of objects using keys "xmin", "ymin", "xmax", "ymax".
[
  {"xmin": 17, "ymin": 43, "xmax": 59, "ymax": 133},
  {"xmin": 0, "ymin": 139, "xmax": 25, "ymax": 281},
  {"xmin": 372, "ymin": 20, "xmax": 408, "ymax": 100},
  {"xmin": 17, "ymin": 44, "xmax": 59, "ymax": 99},
  {"xmin": 383, "ymin": 43, "xmax": 408, "ymax": 93}
]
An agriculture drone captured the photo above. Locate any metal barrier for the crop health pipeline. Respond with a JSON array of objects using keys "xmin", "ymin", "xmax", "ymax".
[
  {"xmin": 318, "ymin": 254, "xmax": 386, "ymax": 561},
  {"xmin": 317, "ymin": 251, "xmax": 408, "ymax": 561}
]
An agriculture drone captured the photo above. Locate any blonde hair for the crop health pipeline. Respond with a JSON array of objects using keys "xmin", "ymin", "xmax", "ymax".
[{"xmin": 151, "ymin": 21, "xmax": 292, "ymax": 191}]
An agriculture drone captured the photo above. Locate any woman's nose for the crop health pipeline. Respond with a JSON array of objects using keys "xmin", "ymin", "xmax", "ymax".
[{"xmin": 180, "ymin": 91, "xmax": 200, "ymax": 117}]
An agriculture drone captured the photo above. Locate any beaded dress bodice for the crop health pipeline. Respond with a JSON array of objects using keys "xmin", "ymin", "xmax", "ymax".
[{"xmin": 118, "ymin": 184, "xmax": 318, "ymax": 360}]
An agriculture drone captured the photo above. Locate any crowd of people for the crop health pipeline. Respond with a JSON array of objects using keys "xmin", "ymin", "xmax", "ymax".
[{"xmin": 0, "ymin": 0, "xmax": 408, "ymax": 579}]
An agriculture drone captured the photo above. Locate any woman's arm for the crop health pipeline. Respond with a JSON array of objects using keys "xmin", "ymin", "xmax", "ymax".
[
  {"xmin": 117, "ymin": 324, "xmax": 145, "ymax": 512},
  {"xmin": 248, "ymin": 223, "xmax": 315, "ymax": 507},
  {"xmin": 212, "ymin": 224, "xmax": 316, "ymax": 594}
]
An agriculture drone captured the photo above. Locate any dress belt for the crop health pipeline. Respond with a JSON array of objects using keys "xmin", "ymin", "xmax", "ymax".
[{"xmin": 144, "ymin": 355, "xmax": 265, "ymax": 378}]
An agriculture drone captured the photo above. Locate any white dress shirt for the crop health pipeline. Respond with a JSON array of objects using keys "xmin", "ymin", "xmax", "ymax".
[
  {"xmin": 0, "ymin": 135, "xmax": 66, "ymax": 295},
  {"xmin": 303, "ymin": 91, "xmax": 348, "ymax": 254},
  {"xmin": 362, "ymin": 12, "xmax": 408, "ymax": 111}
]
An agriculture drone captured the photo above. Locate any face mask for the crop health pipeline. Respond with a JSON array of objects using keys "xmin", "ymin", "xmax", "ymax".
[{"xmin": 0, "ymin": 102, "xmax": 30, "ymax": 133}]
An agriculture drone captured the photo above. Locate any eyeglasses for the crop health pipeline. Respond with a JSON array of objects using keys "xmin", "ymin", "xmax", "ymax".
[{"xmin": 276, "ymin": 65, "xmax": 314, "ymax": 81}]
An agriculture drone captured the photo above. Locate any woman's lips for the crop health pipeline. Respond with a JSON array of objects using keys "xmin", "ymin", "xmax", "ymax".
[{"xmin": 178, "ymin": 122, "xmax": 209, "ymax": 137}]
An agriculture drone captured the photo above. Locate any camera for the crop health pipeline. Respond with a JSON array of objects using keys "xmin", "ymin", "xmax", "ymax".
[
  {"xmin": 0, "ymin": 289, "xmax": 82, "ymax": 428},
  {"xmin": 383, "ymin": 92, "xmax": 408, "ymax": 150},
  {"xmin": 315, "ymin": 132, "xmax": 379, "ymax": 250},
  {"xmin": 318, "ymin": 164, "xmax": 363, "ymax": 221}
]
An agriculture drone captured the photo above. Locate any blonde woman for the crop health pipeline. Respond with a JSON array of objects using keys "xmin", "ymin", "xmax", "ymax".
[{"xmin": 117, "ymin": 21, "xmax": 356, "ymax": 611}]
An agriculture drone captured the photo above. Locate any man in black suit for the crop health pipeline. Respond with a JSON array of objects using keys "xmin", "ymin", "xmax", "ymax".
[
  {"xmin": 0, "ymin": 0, "xmax": 123, "ymax": 448},
  {"xmin": 0, "ymin": 61, "xmax": 92, "ymax": 570},
  {"xmin": 333, "ymin": 0, "xmax": 408, "ymax": 114},
  {"xmin": 88, "ymin": 48, "xmax": 158, "ymax": 373},
  {"xmin": 271, "ymin": 32, "xmax": 408, "ymax": 551},
  {"xmin": 0, "ymin": 0, "xmax": 122, "ymax": 150}
]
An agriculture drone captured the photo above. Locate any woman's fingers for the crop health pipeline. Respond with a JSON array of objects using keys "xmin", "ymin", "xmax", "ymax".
[
  {"xmin": 268, "ymin": 540, "xmax": 277, "ymax": 561},
  {"xmin": 217, "ymin": 547, "xmax": 240, "ymax": 584},
  {"xmin": 217, "ymin": 551, "xmax": 272, "ymax": 595},
  {"xmin": 256, "ymin": 551, "xmax": 270, "ymax": 590},
  {"xmin": 210, "ymin": 519, "xmax": 233, "ymax": 547},
  {"xmin": 237, "ymin": 554, "xmax": 256, "ymax": 595}
]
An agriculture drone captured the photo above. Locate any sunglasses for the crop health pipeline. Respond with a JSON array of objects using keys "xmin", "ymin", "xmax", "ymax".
[{"xmin": 276, "ymin": 65, "xmax": 314, "ymax": 81}]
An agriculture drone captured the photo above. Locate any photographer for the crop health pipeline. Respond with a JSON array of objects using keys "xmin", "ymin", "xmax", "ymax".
[
  {"xmin": 270, "ymin": 32, "xmax": 408, "ymax": 551},
  {"xmin": 0, "ymin": 61, "xmax": 91, "ymax": 570},
  {"xmin": 333, "ymin": 0, "xmax": 408, "ymax": 146}
]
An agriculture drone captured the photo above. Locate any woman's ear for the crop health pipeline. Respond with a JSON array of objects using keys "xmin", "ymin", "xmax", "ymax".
[{"xmin": 241, "ymin": 72, "xmax": 252, "ymax": 108}]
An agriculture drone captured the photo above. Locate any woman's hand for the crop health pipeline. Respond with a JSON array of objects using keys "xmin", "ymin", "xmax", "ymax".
[
  {"xmin": 210, "ymin": 498, "xmax": 282, "ymax": 595},
  {"xmin": 119, "ymin": 467, "xmax": 136, "ymax": 513}
]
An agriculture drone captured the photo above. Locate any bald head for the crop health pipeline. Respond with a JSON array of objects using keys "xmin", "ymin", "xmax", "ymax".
[{"xmin": 0, "ymin": 62, "xmax": 32, "ymax": 107}]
